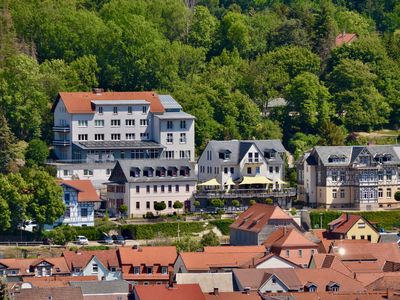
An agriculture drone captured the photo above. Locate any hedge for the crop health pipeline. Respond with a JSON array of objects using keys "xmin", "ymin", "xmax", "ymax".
[
  {"xmin": 120, "ymin": 222, "xmax": 205, "ymax": 240},
  {"xmin": 209, "ymin": 219, "xmax": 234, "ymax": 235},
  {"xmin": 310, "ymin": 210, "xmax": 400, "ymax": 230}
]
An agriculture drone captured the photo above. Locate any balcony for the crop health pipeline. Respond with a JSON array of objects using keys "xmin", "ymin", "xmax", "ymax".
[
  {"xmin": 52, "ymin": 125, "xmax": 70, "ymax": 132},
  {"xmin": 194, "ymin": 188, "xmax": 296, "ymax": 199},
  {"xmin": 243, "ymin": 159, "xmax": 263, "ymax": 165},
  {"xmin": 53, "ymin": 140, "xmax": 70, "ymax": 146}
]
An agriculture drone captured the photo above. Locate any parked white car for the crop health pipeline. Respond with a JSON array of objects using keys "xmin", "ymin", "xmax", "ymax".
[{"xmin": 76, "ymin": 235, "xmax": 89, "ymax": 245}]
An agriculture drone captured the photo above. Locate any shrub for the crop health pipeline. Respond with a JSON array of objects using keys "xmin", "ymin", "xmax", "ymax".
[
  {"xmin": 194, "ymin": 200, "xmax": 201, "ymax": 208},
  {"xmin": 25, "ymin": 139, "xmax": 49, "ymax": 166},
  {"xmin": 154, "ymin": 201, "xmax": 166, "ymax": 214},
  {"xmin": 290, "ymin": 208, "xmax": 297, "ymax": 216},
  {"xmin": 44, "ymin": 226, "xmax": 77, "ymax": 245},
  {"xmin": 119, "ymin": 204, "xmax": 128, "ymax": 215},
  {"xmin": 249, "ymin": 200, "xmax": 257, "ymax": 206},
  {"xmin": 231, "ymin": 200, "xmax": 240, "ymax": 207},
  {"xmin": 395, "ymin": 191, "xmax": 400, "ymax": 201},
  {"xmin": 200, "ymin": 231, "xmax": 220, "ymax": 247},
  {"xmin": 210, "ymin": 219, "xmax": 234, "ymax": 235},
  {"xmin": 209, "ymin": 198, "xmax": 224, "ymax": 208},
  {"xmin": 173, "ymin": 201, "xmax": 184, "ymax": 209},
  {"xmin": 265, "ymin": 198, "xmax": 273, "ymax": 205}
]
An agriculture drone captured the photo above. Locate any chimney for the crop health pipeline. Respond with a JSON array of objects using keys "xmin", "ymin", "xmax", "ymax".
[
  {"xmin": 213, "ymin": 288, "xmax": 219, "ymax": 295},
  {"xmin": 168, "ymin": 271, "xmax": 174, "ymax": 288},
  {"xmin": 132, "ymin": 244, "xmax": 139, "ymax": 251},
  {"xmin": 92, "ymin": 88, "xmax": 104, "ymax": 94},
  {"xmin": 244, "ymin": 287, "xmax": 250, "ymax": 295},
  {"xmin": 345, "ymin": 213, "xmax": 349, "ymax": 222}
]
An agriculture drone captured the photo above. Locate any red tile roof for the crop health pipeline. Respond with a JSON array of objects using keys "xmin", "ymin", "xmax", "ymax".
[
  {"xmin": 14, "ymin": 287, "xmax": 83, "ymax": 300},
  {"xmin": 178, "ymin": 252, "xmax": 265, "ymax": 271},
  {"xmin": 63, "ymin": 249, "xmax": 119, "ymax": 270},
  {"xmin": 0, "ymin": 257, "xmax": 70, "ymax": 276},
  {"xmin": 328, "ymin": 214, "xmax": 363, "ymax": 234},
  {"xmin": 22, "ymin": 276, "xmax": 98, "ymax": 287},
  {"xmin": 335, "ymin": 33, "xmax": 358, "ymax": 47},
  {"xmin": 263, "ymin": 228, "xmax": 318, "ymax": 249},
  {"xmin": 118, "ymin": 246, "xmax": 177, "ymax": 267},
  {"xmin": 230, "ymin": 204, "xmax": 295, "ymax": 233},
  {"xmin": 265, "ymin": 291, "xmax": 395, "ymax": 300},
  {"xmin": 203, "ymin": 246, "xmax": 266, "ymax": 253},
  {"xmin": 134, "ymin": 284, "xmax": 206, "ymax": 300},
  {"xmin": 61, "ymin": 180, "xmax": 100, "ymax": 202},
  {"xmin": 310, "ymin": 253, "xmax": 353, "ymax": 277},
  {"xmin": 57, "ymin": 91, "xmax": 165, "ymax": 114},
  {"xmin": 204, "ymin": 291, "xmax": 262, "ymax": 300}
]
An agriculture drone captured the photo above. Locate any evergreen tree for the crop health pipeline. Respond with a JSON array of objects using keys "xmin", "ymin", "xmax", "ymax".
[{"xmin": 0, "ymin": 112, "xmax": 15, "ymax": 173}]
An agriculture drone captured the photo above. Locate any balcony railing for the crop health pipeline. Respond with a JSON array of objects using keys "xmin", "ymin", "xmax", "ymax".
[
  {"xmin": 194, "ymin": 188, "xmax": 296, "ymax": 199},
  {"xmin": 53, "ymin": 140, "xmax": 71, "ymax": 146},
  {"xmin": 52, "ymin": 125, "xmax": 70, "ymax": 132}
]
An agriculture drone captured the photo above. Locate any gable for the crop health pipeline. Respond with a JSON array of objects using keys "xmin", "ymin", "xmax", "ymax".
[
  {"xmin": 85, "ymin": 256, "xmax": 107, "ymax": 272},
  {"xmin": 256, "ymin": 256, "xmax": 296, "ymax": 269},
  {"xmin": 259, "ymin": 274, "xmax": 289, "ymax": 293},
  {"xmin": 108, "ymin": 162, "xmax": 128, "ymax": 182}
]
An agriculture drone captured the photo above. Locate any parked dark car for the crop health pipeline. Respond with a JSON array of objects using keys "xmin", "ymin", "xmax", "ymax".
[
  {"xmin": 112, "ymin": 235, "xmax": 126, "ymax": 245},
  {"xmin": 99, "ymin": 234, "xmax": 113, "ymax": 245}
]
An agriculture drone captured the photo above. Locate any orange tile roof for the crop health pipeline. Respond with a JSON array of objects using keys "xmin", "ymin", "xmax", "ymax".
[
  {"xmin": 204, "ymin": 291, "xmax": 262, "ymax": 300},
  {"xmin": 57, "ymin": 91, "xmax": 164, "ymax": 114},
  {"xmin": 366, "ymin": 274, "xmax": 400, "ymax": 291},
  {"xmin": 230, "ymin": 204, "xmax": 295, "ymax": 233},
  {"xmin": 118, "ymin": 246, "xmax": 177, "ymax": 266},
  {"xmin": 22, "ymin": 276, "xmax": 98, "ymax": 287},
  {"xmin": 263, "ymin": 228, "xmax": 318, "ymax": 249},
  {"xmin": 310, "ymin": 253, "xmax": 353, "ymax": 277},
  {"xmin": 328, "ymin": 214, "xmax": 365, "ymax": 234},
  {"xmin": 335, "ymin": 33, "xmax": 358, "ymax": 47},
  {"xmin": 265, "ymin": 291, "xmax": 394, "ymax": 300},
  {"xmin": 203, "ymin": 246, "xmax": 266, "ymax": 253},
  {"xmin": 134, "ymin": 284, "xmax": 206, "ymax": 300},
  {"xmin": 178, "ymin": 252, "xmax": 265, "ymax": 271},
  {"xmin": 0, "ymin": 257, "xmax": 70, "ymax": 276},
  {"xmin": 63, "ymin": 249, "xmax": 119, "ymax": 270},
  {"xmin": 61, "ymin": 180, "xmax": 100, "ymax": 202}
]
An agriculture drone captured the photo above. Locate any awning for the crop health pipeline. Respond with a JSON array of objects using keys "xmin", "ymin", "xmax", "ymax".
[
  {"xmin": 224, "ymin": 177, "xmax": 235, "ymax": 186},
  {"xmin": 239, "ymin": 176, "xmax": 273, "ymax": 185},
  {"xmin": 273, "ymin": 178, "xmax": 289, "ymax": 185},
  {"xmin": 198, "ymin": 178, "xmax": 221, "ymax": 186}
]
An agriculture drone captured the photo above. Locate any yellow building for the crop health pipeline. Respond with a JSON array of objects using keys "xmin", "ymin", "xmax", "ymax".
[{"xmin": 327, "ymin": 213, "xmax": 380, "ymax": 243}]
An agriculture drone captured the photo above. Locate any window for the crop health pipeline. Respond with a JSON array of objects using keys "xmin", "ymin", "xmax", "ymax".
[
  {"xmin": 84, "ymin": 169, "xmax": 93, "ymax": 176},
  {"xmin": 140, "ymin": 119, "xmax": 148, "ymax": 126},
  {"xmin": 358, "ymin": 222, "xmax": 365, "ymax": 228},
  {"xmin": 146, "ymin": 267, "xmax": 152, "ymax": 274},
  {"xmin": 113, "ymin": 106, "xmax": 118, "ymax": 114},
  {"xmin": 180, "ymin": 120, "xmax": 186, "ymax": 129},
  {"xmin": 106, "ymin": 169, "xmax": 112, "ymax": 175},
  {"xmin": 136, "ymin": 186, "xmax": 140, "ymax": 193},
  {"xmin": 111, "ymin": 134, "xmax": 121, "ymax": 140},
  {"xmin": 175, "ymin": 185, "xmax": 179, "ymax": 192},
  {"xmin": 332, "ymin": 189, "xmax": 337, "ymax": 199},
  {"xmin": 168, "ymin": 201, "xmax": 172, "ymax": 208},
  {"xmin": 63, "ymin": 170, "xmax": 71, "ymax": 176},
  {"xmin": 332, "ymin": 171, "xmax": 338, "ymax": 182},
  {"xmin": 126, "ymin": 133, "xmax": 135, "ymax": 140},
  {"xmin": 167, "ymin": 133, "xmax": 173, "ymax": 143},
  {"xmin": 247, "ymin": 167, "xmax": 252, "ymax": 174},
  {"xmin": 78, "ymin": 120, "xmax": 88, "ymax": 127},
  {"xmin": 81, "ymin": 208, "xmax": 88, "ymax": 217},
  {"xmin": 94, "ymin": 134, "xmax": 104, "ymax": 141},
  {"xmin": 378, "ymin": 188, "xmax": 383, "ymax": 197},
  {"xmin": 230, "ymin": 167, "xmax": 234, "ymax": 174},
  {"xmin": 311, "ymin": 250, "xmax": 315, "ymax": 255},
  {"xmin": 146, "ymin": 201, "xmax": 150, "ymax": 209},
  {"xmin": 269, "ymin": 167, "xmax": 273, "ymax": 173},
  {"xmin": 146, "ymin": 186, "xmax": 150, "ymax": 193},
  {"xmin": 298, "ymin": 250, "xmax": 302, "ymax": 257},
  {"xmin": 340, "ymin": 171, "xmax": 346, "ymax": 181},
  {"xmin": 78, "ymin": 134, "xmax": 88, "ymax": 141},
  {"xmin": 128, "ymin": 106, "xmax": 132, "ymax": 114},
  {"xmin": 386, "ymin": 170, "xmax": 392, "ymax": 180},
  {"xmin": 98, "ymin": 106, "xmax": 103, "ymax": 114},
  {"xmin": 361, "ymin": 235, "xmax": 365, "ymax": 240},
  {"xmin": 387, "ymin": 188, "xmax": 392, "ymax": 198},
  {"xmin": 340, "ymin": 189, "xmax": 345, "ymax": 198},
  {"xmin": 165, "ymin": 151, "xmax": 174, "ymax": 159},
  {"xmin": 248, "ymin": 153, "xmax": 253, "ymax": 163},
  {"xmin": 161, "ymin": 185, "xmax": 165, "ymax": 193},
  {"xmin": 180, "ymin": 133, "xmax": 186, "ymax": 143},
  {"xmin": 153, "ymin": 185, "xmax": 157, "ymax": 193},
  {"xmin": 272, "ymin": 278, "xmax": 276, "ymax": 284},
  {"xmin": 367, "ymin": 235, "xmax": 371, "ymax": 241},
  {"xmin": 378, "ymin": 171, "xmax": 384, "ymax": 180},
  {"xmin": 126, "ymin": 119, "xmax": 135, "ymax": 126},
  {"xmin": 140, "ymin": 133, "xmax": 149, "ymax": 140},
  {"xmin": 286, "ymin": 250, "xmax": 290, "ymax": 257},
  {"xmin": 136, "ymin": 202, "xmax": 140, "ymax": 209},
  {"xmin": 167, "ymin": 121, "xmax": 173, "ymax": 129},
  {"xmin": 224, "ymin": 167, "xmax": 228, "ymax": 174},
  {"xmin": 142, "ymin": 106, "xmax": 147, "ymax": 114},
  {"xmin": 161, "ymin": 266, "xmax": 168, "ymax": 274},
  {"xmin": 94, "ymin": 120, "xmax": 104, "ymax": 127},
  {"xmin": 92, "ymin": 263, "xmax": 98, "ymax": 273},
  {"xmin": 351, "ymin": 236, "xmax": 356, "ymax": 240},
  {"xmin": 186, "ymin": 184, "xmax": 190, "ymax": 192},
  {"xmin": 111, "ymin": 119, "xmax": 120, "ymax": 127},
  {"xmin": 180, "ymin": 151, "xmax": 185, "ymax": 159},
  {"xmin": 309, "ymin": 286, "xmax": 317, "ymax": 292},
  {"xmin": 254, "ymin": 152, "xmax": 259, "ymax": 162},
  {"xmin": 275, "ymin": 166, "xmax": 279, "ymax": 173},
  {"xmin": 64, "ymin": 208, "xmax": 70, "ymax": 218},
  {"xmin": 133, "ymin": 267, "xmax": 140, "ymax": 274},
  {"xmin": 168, "ymin": 185, "xmax": 172, "ymax": 192}
]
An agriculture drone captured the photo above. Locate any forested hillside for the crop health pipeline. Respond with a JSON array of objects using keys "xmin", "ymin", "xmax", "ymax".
[{"xmin": 1, "ymin": 0, "xmax": 400, "ymax": 160}]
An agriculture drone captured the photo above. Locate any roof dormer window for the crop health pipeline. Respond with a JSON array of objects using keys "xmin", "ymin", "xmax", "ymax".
[{"xmin": 130, "ymin": 167, "xmax": 140, "ymax": 177}]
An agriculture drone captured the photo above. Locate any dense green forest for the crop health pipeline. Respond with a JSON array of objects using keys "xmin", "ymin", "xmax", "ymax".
[{"xmin": 1, "ymin": 0, "xmax": 400, "ymax": 163}]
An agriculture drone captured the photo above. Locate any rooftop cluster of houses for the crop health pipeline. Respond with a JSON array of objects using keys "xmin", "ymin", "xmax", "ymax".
[
  {"xmin": 50, "ymin": 90, "xmax": 400, "ymax": 226},
  {"xmin": 3, "ymin": 204, "xmax": 400, "ymax": 299}
]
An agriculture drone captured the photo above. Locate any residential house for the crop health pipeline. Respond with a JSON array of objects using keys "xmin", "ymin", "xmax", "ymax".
[
  {"xmin": 13, "ymin": 287, "xmax": 84, "ymax": 300},
  {"xmin": 106, "ymin": 159, "xmax": 196, "ymax": 216},
  {"xmin": 62, "ymin": 250, "xmax": 121, "ymax": 280},
  {"xmin": 0, "ymin": 257, "xmax": 70, "ymax": 278},
  {"xmin": 57, "ymin": 180, "xmax": 100, "ymax": 227},
  {"xmin": 118, "ymin": 246, "xmax": 177, "ymax": 285},
  {"xmin": 232, "ymin": 268, "xmax": 366, "ymax": 294},
  {"xmin": 263, "ymin": 227, "xmax": 319, "ymax": 267},
  {"xmin": 51, "ymin": 91, "xmax": 195, "ymax": 188},
  {"xmin": 335, "ymin": 32, "xmax": 358, "ymax": 47},
  {"xmin": 229, "ymin": 204, "xmax": 301, "ymax": 246},
  {"xmin": 22, "ymin": 276, "xmax": 98, "ymax": 288},
  {"xmin": 133, "ymin": 283, "xmax": 206, "ymax": 300},
  {"xmin": 326, "ymin": 213, "xmax": 380, "ymax": 243},
  {"xmin": 70, "ymin": 280, "xmax": 131, "ymax": 300},
  {"xmin": 296, "ymin": 145, "xmax": 400, "ymax": 210}
]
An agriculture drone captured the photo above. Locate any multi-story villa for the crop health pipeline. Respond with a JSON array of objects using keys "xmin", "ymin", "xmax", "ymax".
[
  {"xmin": 51, "ymin": 91, "xmax": 195, "ymax": 187},
  {"xmin": 106, "ymin": 159, "xmax": 197, "ymax": 216},
  {"xmin": 296, "ymin": 145, "xmax": 400, "ymax": 210}
]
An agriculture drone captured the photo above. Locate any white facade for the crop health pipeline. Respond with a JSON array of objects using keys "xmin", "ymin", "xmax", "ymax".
[
  {"xmin": 255, "ymin": 256, "xmax": 297, "ymax": 269},
  {"xmin": 71, "ymin": 256, "xmax": 122, "ymax": 281}
]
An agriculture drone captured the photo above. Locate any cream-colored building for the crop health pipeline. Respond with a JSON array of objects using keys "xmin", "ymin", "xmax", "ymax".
[{"xmin": 297, "ymin": 145, "xmax": 400, "ymax": 210}]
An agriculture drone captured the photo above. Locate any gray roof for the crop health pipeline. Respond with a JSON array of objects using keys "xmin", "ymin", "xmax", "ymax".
[
  {"xmin": 379, "ymin": 233, "xmax": 400, "ymax": 244},
  {"xmin": 155, "ymin": 111, "xmax": 195, "ymax": 120},
  {"xmin": 267, "ymin": 98, "xmax": 287, "ymax": 108},
  {"xmin": 176, "ymin": 272, "xmax": 234, "ymax": 293},
  {"xmin": 206, "ymin": 140, "xmax": 286, "ymax": 165},
  {"xmin": 75, "ymin": 140, "xmax": 164, "ymax": 150},
  {"xmin": 312, "ymin": 145, "xmax": 400, "ymax": 166},
  {"xmin": 70, "ymin": 280, "xmax": 130, "ymax": 295},
  {"xmin": 159, "ymin": 94, "xmax": 182, "ymax": 110},
  {"xmin": 109, "ymin": 159, "xmax": 197, "ymax": 183}
]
